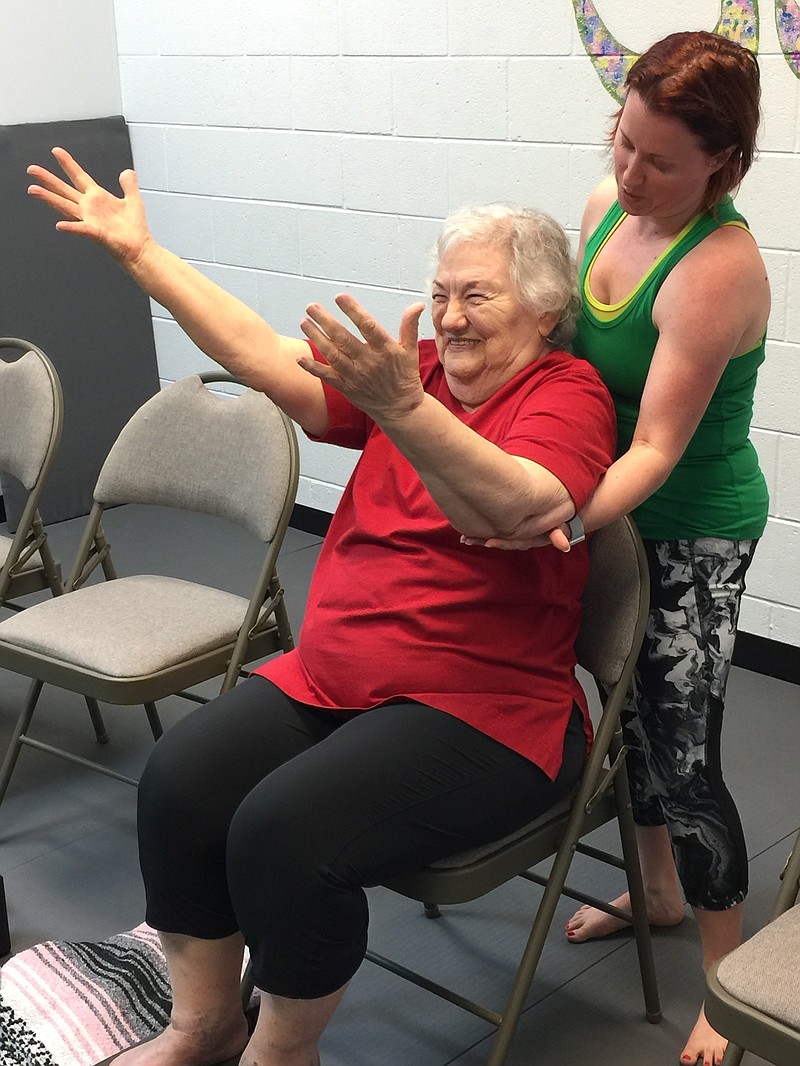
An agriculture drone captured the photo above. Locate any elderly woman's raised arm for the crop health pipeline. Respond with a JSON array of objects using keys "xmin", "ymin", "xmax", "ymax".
[
  {"xmin": 27, "ymin": 148, "xmax": 328, "ymax": 436},
  {"xmin": 300, "ymin": 295, "xmax": 611, "ymax": 543}
]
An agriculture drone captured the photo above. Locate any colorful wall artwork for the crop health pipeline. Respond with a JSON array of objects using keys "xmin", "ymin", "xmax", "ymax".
[
  {"xmin": 572, "ymin": 1, "xmax": 800, "ymax": 101},
  {"xmin": 776, "ymin": 1, "xmax": 800, "ymax": 76},
  {"xmin": 716, "ymin": 0, "xmax": 760, "ymax": 49},
  {"xmin": 571, "ymin": 1, "xmax": 637, "ymax": 104}
]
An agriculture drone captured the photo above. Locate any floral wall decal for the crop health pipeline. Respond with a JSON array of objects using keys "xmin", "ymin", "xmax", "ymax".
[
  {"xmin": 775, "ymin": 0, "xmax": 800, "ymax": 76},
  {"xmin": 573, "ymin": 1, "xmax": 760, "ymax": 103}
]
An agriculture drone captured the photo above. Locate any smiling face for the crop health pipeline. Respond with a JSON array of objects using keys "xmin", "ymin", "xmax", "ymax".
[
  {"xmin": 613, "ymin": 90, "xmax": 731, "ymax": 225},
  {"xmin": 431, "ymin": 240, "xmax": 556, "ymax": 411}
]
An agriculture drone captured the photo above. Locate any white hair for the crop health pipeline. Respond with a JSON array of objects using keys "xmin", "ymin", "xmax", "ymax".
[{"xmin": 430, "ymin": 203, "xmax": 580, "ymax": 347}]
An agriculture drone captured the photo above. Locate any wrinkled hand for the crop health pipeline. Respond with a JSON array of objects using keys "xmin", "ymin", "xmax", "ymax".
[
  {"xmin": 27, "ymin": 147, "xmax": 152, "ymax": 267},
  {"xmin": 298, "ymin": 295, "xmax": 427, "ymax": 423}
]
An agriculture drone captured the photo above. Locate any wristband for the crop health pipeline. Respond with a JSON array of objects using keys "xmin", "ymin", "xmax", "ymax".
[{"xmin": 567, "ymin": 514, "xmax": 585, "ymax": 546}]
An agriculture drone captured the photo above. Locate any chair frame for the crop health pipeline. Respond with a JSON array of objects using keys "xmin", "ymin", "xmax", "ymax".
[
  {"xmin": 0, "ymin": 339, "xmax": 66, "ymax": 957},
  {"xmin": 0, "ymin": 372, "xmax": 299, "ymax": 800},
  {"xmin": 0, "ymin": 876, "xmax": 8, "ymax": 959},
  {"xmin": 0, "ymin": 338, "xmax": 64, "ymax": 608},
  {"xmin": 362, "ymin": 514, "xmax": 661, "ymax": 1065},
  {"xmin": 705, "ymin": 827, "xmax": 800, "ymax": 1066}
]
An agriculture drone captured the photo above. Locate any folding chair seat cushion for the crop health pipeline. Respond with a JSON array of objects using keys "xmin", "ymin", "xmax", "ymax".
[
  {"xmin": 0, "ymin": 535, "xmax": 44, "ymax": 574},
  {"xmin": 0, "ymin": 575, "xmax": 253, "ymax": 678},
  {"xmin": 714, "ymin": 906, "xmax": 800, "ymax": 1031},
  {"xmin": 429, "ymin": 795, "xmax": 573, "ymax": 870}
]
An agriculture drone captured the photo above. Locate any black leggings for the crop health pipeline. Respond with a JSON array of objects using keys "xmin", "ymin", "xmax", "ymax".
[{"xmin": 138, "ymin": 677, "xmax": 585, "ymax": 999}]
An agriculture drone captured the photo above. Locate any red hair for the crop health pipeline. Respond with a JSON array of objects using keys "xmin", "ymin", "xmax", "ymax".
[{"xmin": 613, "ymin": 31, "xmax": 761, "ymax": 212}]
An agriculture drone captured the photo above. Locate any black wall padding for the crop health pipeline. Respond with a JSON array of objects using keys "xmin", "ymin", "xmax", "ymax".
[{"xmin": 0, "ymin": 115, "xmax": 160, "ymax": 528}]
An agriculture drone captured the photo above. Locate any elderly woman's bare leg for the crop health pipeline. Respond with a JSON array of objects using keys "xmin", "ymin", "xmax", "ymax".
[
  {"xmin": 239, "ymin": 985, "xmax": 348, "ymax": 1066},
  {"xmin": 104, "ymin": 931, "xmax": 249, "ymax": 1065}
]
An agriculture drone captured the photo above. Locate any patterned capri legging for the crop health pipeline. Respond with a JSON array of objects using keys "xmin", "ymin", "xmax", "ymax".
[{"xmin": 622, "ymin": 537, "xmax": 757, "ymax": 911}]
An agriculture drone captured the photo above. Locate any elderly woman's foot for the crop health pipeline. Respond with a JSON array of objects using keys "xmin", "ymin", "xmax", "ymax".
[
  {"xmin": 99, "ymin": 1014, "xmax": 249, "ymax": 1065},
  {"xmin": 239, "ymin": 1052, "xmax": 319, "ymax": 1066},
  {"xmin": 679, "ymin": 1006, "xmax": 727, "ymax": 1065},
  {"xmin": 565, "ymin": 891, "xmax": 685, "ymax": 941}
]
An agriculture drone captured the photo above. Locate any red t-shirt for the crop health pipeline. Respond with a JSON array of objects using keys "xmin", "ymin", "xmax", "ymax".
[{"xmin": 257, "ymin": 340, "xmax": 615, "ymax": 778}]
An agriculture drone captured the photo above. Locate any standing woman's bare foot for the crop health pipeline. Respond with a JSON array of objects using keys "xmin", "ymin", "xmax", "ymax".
[
  {"xmin": 565, "ymin": 890, "xmax": 685, "ymax": 941},
  {"xmin": 679, "ymin": 1005, "xmax": 728, "ymax": 1066}
]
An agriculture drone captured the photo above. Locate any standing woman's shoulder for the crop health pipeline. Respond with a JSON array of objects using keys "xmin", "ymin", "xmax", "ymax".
[{"xmin": 578, "ymin": 176, "xmax": 618, "ymax": 262}]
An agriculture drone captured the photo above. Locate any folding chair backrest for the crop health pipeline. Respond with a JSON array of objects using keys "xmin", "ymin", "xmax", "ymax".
[
  {"xmin": 0, "ymin": 341, "xmax": 62, "ymax": 492},
  {"xmin": 575, "ymin": 515, "xmax": 649, "ymax": 690},
  {"xmin": 93, "ymin": 375, "xmax": 296, "ymax": 543}
]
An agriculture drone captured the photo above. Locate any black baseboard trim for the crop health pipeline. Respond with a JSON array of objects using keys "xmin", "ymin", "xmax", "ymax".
[
  {"xmin": 288, "ymin": 505, "xmax": 799, "ymax": 686},
  {"xmin": 290, "ymin": 503, "xmax": 333, "ymax": 538},
  {"xmin": 733, "ymin": 631, "xmax": 800, "ymax": 685}
]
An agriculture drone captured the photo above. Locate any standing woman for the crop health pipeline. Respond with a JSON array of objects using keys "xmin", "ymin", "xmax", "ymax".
[{"xmin": 565, "ymin": 31, "xmax": 769, "ymax": 1066}]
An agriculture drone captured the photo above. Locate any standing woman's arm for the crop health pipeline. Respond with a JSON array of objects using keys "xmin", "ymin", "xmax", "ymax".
[
  {"xmin": 579, "ymin": 224, "xmax": 770, "ymax": 532},
  {"xmin": 467, "ymin": 211, "xmax": 769, "ymax": 551}
]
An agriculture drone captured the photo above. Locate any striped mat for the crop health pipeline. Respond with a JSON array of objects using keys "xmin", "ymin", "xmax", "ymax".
[{"xmin": 0, "ymin": 924, "xmax": 170, "ymax": 1066}]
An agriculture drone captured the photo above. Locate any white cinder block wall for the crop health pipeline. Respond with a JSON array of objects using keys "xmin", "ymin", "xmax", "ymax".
[
  {"xmin": 1, "ymin": 0, "xmax": 121, "ymax": 124},
  {"xmin": 111, "ymin": 0, "xmax": 800, "ymax": 647}
]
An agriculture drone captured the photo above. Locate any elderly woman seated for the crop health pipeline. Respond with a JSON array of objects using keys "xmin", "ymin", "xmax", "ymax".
[{"xmin": 28, "ymin": 150, "xmax": 616, "ymax": 1066}]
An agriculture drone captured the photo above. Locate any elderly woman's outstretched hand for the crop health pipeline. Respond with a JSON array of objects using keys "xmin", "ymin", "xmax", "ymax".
[
  {"xmin": 27, "ymin": 148, "xmax": 152, "ymax": 268},
  {"xmin": 299, "ymin": 295, "xmax": 427, "ymax": 424}
]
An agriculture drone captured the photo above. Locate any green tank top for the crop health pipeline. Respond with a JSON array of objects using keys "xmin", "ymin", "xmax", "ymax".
[{"xmin": 573, "ymin": 197, "xmax": 768, "ymax": 540}]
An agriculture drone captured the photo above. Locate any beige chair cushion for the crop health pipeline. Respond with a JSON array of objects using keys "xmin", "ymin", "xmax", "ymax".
[
  {"xmin": 431, "ymin": 796, "xmax": 573, "ymax": 869},
  {"xmin": 94, "ymin": 378, "xmax": 292, "ymax": 543},
  {"xmin": 715, "ymin": 906, "xmax": 800, "ymax": 1031},
  {"xmin": 0, "ymin": 351, "xmax": 56, "ymax": 489},
  {"xmin": 0, "ymin": 576, "xmax": 252, "ymax": 677}
]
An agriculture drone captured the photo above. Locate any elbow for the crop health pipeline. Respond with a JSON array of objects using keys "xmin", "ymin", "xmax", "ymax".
[
  {"xmin": 456, "ymin": 518, "xmax": 510, "ymax": 542},
  {"xmin": 454, "ymin": 509, "xmax": 525, "ymax": 542},
  {"xmin": 629, "ymin": 438, "xmax": 681, "ymax": 493},
  {"xmin": 457, "ymin": 508, "xmax": 559, "ymax": 544}
]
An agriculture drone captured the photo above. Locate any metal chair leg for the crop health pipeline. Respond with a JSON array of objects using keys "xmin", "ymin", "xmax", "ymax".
[
  {"xmin": 84, "ymin": 697, "xmax": 109, "ymax": 744},
  {"xmin": 720, "ymin": 1041, "xmax": 746, "ymax": 1065},
  {"xmin": 614, "ymin": 766, "xmax": 662, "ymax": 1023},
  {"xmin": 0, "ymin": 876, "xmax": 10, "ymax": 957},
  {"xmin": 144, "ymin": 702, "xmax": 164, "ymax": 741},
  {"xmin": 487, "ymin": 828, "xmax": 590, "ymax": 1066},
  {"xmin": 0, "ymin": 679, "xmax": 44, "ymax": 808}
]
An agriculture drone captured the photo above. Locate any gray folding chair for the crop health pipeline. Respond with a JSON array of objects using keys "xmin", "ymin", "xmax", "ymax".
[
  {"xmin": 0, "ymin": 340, "xmax": 65, "ymax": 958},
  {"xmin": 705, "ymin": 827, "xmax": 800, "ymax": 1065},
  {"xmin": 0, "ymin": 372, "xmax": 299, "ymax": 809},
  {"xmin": 0, "ymin": 339, "xmax": 64, "ymax": 609},
  {"xmin": 362, "ymin": 514, "xmax": 661, "ymax": 1065}
]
